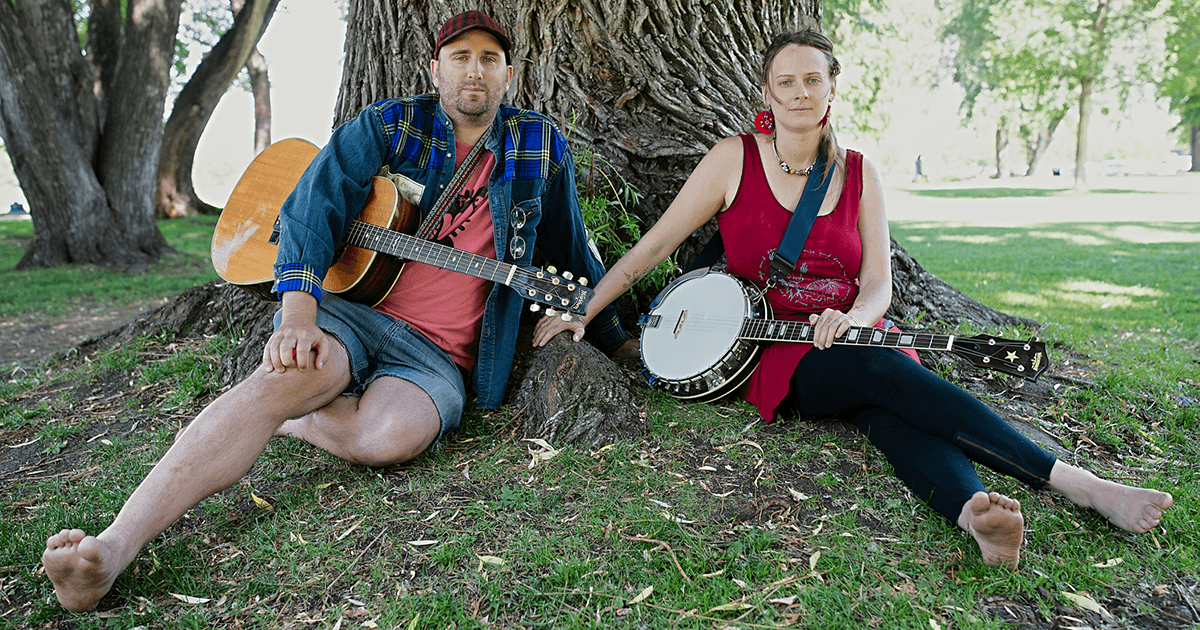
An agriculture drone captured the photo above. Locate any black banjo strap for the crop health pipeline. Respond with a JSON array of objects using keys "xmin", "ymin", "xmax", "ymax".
[
  {"xmin": 685, "ymin": 151, "xmax": 834, "ymax": 283},
  {"xmin": 767, "ymin": 150, "xmax": 833, "ymax": 287}
]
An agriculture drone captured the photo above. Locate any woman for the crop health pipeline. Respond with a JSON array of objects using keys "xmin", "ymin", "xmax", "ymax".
[{"xmin": 534, "ymin": 30, "xmax": 1172, "ymax": 568}]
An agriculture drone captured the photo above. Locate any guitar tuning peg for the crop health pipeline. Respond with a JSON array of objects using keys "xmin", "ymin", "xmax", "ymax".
[
  {"xmin": 567, "ymin": 283, "xmax": 576, "ymax": 291},
  {"xmin": 545, "ymin": 308, "xmax": 557, "ymax": 317},
  {"xmin": 562, "ymin": 271, "xmax": 574, "ymax": 280},
  {"xmin": 560, "ymin": 313, "xmax": 572, "ymax": 322},
  {"xmin": 560, "ymin": 298, "xmax": 569, "ymax": 306},
  {"xmin": 579, "ymin": 277, "xmax": 588, "ymax": 286},
  {"xmin": 546, "ymin": 266, "xmax": 558, "ymax": 275},
  {"xmin": 529, "ymin": 304, "xmax": 541, "ymax": 312}
]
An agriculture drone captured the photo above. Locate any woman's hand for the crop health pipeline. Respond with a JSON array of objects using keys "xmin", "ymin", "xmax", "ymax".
[
  {"xmin": 532, "ymin": 312, "xmax": 585, "ymax": 347},
  {"xmin": 808, "ymin": 308, "xmax": 860, "ymax": 350},
  {"xmin": 264, "ymin": 292, "xmax": 326, "ymax": 372}
]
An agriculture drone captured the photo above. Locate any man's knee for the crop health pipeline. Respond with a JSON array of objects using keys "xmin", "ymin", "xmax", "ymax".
[{"xmin": 347, "ymin": 418, "xmax": 438, "ymax": 467}]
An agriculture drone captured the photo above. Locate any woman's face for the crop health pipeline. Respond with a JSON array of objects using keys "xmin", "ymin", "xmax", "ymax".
[{"xmin": 763, "ymin": 44, "xmax": 835, "ymax": 130}]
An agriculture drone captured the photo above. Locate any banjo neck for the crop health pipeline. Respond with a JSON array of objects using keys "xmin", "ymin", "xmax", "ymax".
[{"xmin": 740, "ymin": 318, "xmax": 954, "ymax": 351}]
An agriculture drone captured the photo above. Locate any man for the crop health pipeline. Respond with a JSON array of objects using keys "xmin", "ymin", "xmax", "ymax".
[{"xmin": 42, "ymin": 10, "xmax": 630, "ymax": 611}]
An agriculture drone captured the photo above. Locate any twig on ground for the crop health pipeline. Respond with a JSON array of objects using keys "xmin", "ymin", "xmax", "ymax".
[{"xmin": 619, "ymin": 535, "xmax": 694, "ymax": 585}]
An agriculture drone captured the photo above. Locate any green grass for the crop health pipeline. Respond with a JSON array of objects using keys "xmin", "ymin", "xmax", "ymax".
[
  {"xmin": 0, "ymin": 216, "xmax": 220, "ymax": 318},
  {"xmin": 1, "ymin": 193, "xmax": 1198, "ymax": 628}
]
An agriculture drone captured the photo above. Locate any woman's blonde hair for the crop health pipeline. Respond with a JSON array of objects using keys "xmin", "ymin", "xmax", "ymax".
[{"xmin": 761, "ymin": 30, "xmax": 841, "ymax": 181}]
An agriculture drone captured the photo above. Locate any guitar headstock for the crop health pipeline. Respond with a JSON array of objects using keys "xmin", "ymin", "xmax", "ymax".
[
  {"xmin": 952, "ymin": 335, "xmax": 1050, "ymax": 381},
  {"xmin": 510, "ymin": 265, "xmax": 594, "ymax": 318}
]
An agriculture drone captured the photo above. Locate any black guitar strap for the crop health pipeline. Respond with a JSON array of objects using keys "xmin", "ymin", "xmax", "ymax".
[{"xmin": 412, "ymin": 134, "xmax": 490, "ymax": 241}]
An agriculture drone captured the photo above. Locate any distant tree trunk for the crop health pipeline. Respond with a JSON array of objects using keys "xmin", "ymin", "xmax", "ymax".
[
  {"xmin": 1192, "ymin": 124, "xmax": 1199, "ymax": 172},
  {"xmin": 0, "ymin": 0, "xmax": 180, "ymax": 269},
  {"xmin": 247, "ymin": 48, "xmax": 273, "ymax": 154},
  {"xmin": 994, "ymin": 117, "xmax": 1008, "ymax": 179},
  {"xmin": 1025, "ymin": 111, "xmax": 1064, "ymax": 177},
  {"xmin": 156, "ymin": 0, "xmax": 282, "ymax": 218},
  {"xmin": 1074, "ymin": 76, "xmax": 1093, "ymax": 191}
]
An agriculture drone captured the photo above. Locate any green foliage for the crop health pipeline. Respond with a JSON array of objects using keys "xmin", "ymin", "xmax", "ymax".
[
  {"xmin": 1159, "ymin": 0, "xmax": 1200, "ymax": 137},
  {"xmin": 568, "ymin": 120, "xmax": 679, "ymax": 300}
]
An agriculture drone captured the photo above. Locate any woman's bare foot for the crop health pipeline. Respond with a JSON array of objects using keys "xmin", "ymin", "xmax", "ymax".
[
  {"xmin": 42, "ymin": 529, "xmax": 122, "ymax": 612},
  {"xmin": 958, "ymin": 491, "xmax": 1024, "ymax": 569},
  {"xmin": 1049, "ymin": 462, "xmax": 1173, "ymax": 533}
]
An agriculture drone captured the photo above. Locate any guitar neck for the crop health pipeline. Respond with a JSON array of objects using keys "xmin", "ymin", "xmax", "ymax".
[
  {"xmin": 345, "ymin": 220, "xmax": 515, "ymax": 285},
  {"xmin": 740, "ymin": 318, "xmax": 954, "ymax": 351}
]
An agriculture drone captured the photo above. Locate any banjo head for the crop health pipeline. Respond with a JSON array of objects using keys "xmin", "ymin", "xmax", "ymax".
[{"xmin": 640, "ymin": 272, "xmax": 753, "ymax": 381}]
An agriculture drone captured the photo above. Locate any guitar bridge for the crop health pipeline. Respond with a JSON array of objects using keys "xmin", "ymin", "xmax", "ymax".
[{"xmin": 638, "ymin": 314, "xmax": 662, "ymax": 329}]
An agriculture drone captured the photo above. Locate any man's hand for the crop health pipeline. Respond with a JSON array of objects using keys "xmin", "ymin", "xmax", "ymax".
[
  {"xmin": 532, "ymin": 312, "xmax": 585, "ymax": 347},
  {"xmin": 264, "ymin": 292, "xmax": 326, "ymax": 372}
]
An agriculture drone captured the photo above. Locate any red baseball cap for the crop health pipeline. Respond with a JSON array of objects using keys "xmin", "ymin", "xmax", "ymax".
[{"xmin": 434, "ymin": 11, "xmax": 512, "ymax": 62}]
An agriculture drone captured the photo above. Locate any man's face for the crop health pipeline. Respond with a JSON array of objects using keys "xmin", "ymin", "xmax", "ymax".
[{"xmin": 431, "ymin": 29, "xmax": 513, "ymax": 129}]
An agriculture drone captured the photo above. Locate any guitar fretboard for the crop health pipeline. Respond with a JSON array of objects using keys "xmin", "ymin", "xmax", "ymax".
[
  {"xmin": 739, "ymin": 319, "xmax": 954, "ymax": 351},
  {"xmin": 345, "ymin": 220, "xmax": 513, "ymax": 285}
]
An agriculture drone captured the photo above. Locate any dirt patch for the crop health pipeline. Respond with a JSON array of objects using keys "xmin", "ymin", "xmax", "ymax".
[{"xmin": 1, "ymin": 301, "xmax": 165, "ymax": 372}]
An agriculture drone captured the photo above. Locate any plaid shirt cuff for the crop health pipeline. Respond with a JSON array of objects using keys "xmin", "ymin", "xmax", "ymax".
[{"xmin": 273, "ymin": 264, "xmax": 323, "ymax": 304}]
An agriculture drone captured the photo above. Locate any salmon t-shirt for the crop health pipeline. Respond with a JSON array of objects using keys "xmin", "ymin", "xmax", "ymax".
[{"xmin": 374, "ymin": 141, "xmax": 497, "ymax": 370}]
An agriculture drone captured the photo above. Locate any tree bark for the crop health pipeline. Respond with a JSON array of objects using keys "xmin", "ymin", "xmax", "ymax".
[
  {"xmin": 156, "ymin": 0, "xmax": 282, "ymax": 218},
  {"xmin": 0, "ymin": 0, "xmax": 183, "ymax": 269},
  {"xmin": 994, "ymin": 117, "xmax": 1008, "ymax": 179}
]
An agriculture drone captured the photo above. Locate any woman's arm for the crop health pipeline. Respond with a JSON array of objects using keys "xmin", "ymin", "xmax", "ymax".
[
  {"xmin": 532, "ymin": 135, "xmax": 744, "ymax": 346},
  {"xmin": 810, "ymin": 156, "xmax": 893, "ymax": 349}
]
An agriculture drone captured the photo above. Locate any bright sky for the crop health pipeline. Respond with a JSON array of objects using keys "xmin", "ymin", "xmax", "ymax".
[{"xmin": 192, "ymin": 1, "xmax": 347, "ymax": 206}]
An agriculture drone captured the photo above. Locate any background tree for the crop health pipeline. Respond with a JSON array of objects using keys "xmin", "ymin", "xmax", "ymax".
[
  {"xmin": 0, "ymin": 0, "xmax": 183, "ymax": 269},
  {"xmin": 941, "ymin": 0, "xmax": 1168, "ymax": 188},
  {"xmin": 1159, "ymin": 0, "xmax": 1200, "ymax": 172},
  {"xmin": 156, "ymin": 0, "xmax": 281, "ymax": 218}
]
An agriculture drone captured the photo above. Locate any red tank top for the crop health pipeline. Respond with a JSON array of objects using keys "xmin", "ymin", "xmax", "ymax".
[{"xmin": 717, "ymin": 134, "xmax": 917, "ymax": 420}]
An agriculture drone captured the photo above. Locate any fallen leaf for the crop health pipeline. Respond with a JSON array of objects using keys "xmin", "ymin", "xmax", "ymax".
[
  {"xmin": 732, "ymin": 578, "xmax": 748, "ymax": 588},
  {"xmin": 1092, "ymin": 558, "xmax": 1123, "ymax": 568},
  {"xmin": 629, "ymin": 585, "xmax": 654, "ymax": 604},
  {"xmin": 408, "ymin": 539, "xmax": 438, "ymax": 547},
  {"xmin": 169, "ymin": 593, "xmax": 210, "ymax": 604},
  {"xmin": 708, "ymin": 601, "xmax": 753, "ymax": 612},
  {"xmin": 1061, "ymin": 592, "xmax": 1111, "ymax": 618},
  {"xmin": 769, "ymin": 596, "xmax": 797, "ymax": 606},
  {"xmin": 698, "ymin": 465, "xmax": 718, "ymax": 472},
  {"xmin": 809, "ymin": 551, "xmax": 821, "ymax": 573},
  {"xmin": 787, "ymin": 487, "xmax": 811, "ymax": 502},
  {"xmin": 929, "ymin": 619, "xmax": 942, "ymax": 630},
  {"xmin": 250, "ymin": 492, "xmax": 272, "ymax": 510},
  {"xmin": 477, "ymin": 555, "xmax": 506, "ymax": 566}
]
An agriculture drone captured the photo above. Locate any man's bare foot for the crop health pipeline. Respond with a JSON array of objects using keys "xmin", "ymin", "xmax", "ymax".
[
  {"xmin": 958, "ymin": 491, "xmax": 1024, "ymax": 570},
  {"xmin": 42, "ymin": 529, "xmax": 120, "ymax": 612},
  {"xmin": 1049, "ymin": 462, "xmax": 1173, "ymax": 533}
]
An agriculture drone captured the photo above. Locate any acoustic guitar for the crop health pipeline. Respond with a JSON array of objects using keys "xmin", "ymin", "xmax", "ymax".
[
  {"xmin": 638, "ymin": 271, "xmax": 1050, "ymax": 401},
  {"xmin": 212, "ymin": 138, "xmax": 592, "ymax": 317}
]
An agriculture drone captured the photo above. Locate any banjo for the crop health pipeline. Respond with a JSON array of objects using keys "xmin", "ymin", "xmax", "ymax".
[{"xmin": 638, "ymin": 271, "xmax": 1049, "ymax": 402}]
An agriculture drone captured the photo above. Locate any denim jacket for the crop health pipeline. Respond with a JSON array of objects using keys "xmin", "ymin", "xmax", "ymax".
[{"xmin": 272, "ymin": 95, "xmax": 627, "ymax": 409}]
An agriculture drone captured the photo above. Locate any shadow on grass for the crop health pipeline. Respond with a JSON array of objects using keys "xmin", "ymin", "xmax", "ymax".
[{"xmin": 908, "ymin": 187, "xmax": 1154, "ymax": 199}]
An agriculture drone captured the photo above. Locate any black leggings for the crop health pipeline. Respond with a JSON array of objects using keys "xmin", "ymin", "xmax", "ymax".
[{"xmin": 787, "ymin": 345, "xmax": 1057, "ymax": 524}]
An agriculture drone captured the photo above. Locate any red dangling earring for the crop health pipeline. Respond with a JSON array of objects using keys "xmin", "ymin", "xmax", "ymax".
[
  {"xmin": 820, "ymin": 104, "xmax": 831, "ymax": 127},
  {"xmin": 754, "ymin": 109, "xmax": 775, "ymax": 134}
]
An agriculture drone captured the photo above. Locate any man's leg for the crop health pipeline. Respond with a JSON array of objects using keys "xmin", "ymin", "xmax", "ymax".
[
  {"xmin": 277, "ymin": 376, "xmax": 442, "ymax": 467},
  {"xmin": 42, "ymin": 336, "xmax": 352, "ymax": 612}
]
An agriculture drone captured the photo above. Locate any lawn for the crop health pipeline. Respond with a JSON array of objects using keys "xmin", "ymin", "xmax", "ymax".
[{"xmin": 0, "ymin": 182, "xmax": 1198, "ymax": 629}]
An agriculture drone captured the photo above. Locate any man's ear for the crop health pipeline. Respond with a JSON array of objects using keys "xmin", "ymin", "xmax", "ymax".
[{"xmin": 430, "ymin": 59, "xmax": 440, "ymax": 90}]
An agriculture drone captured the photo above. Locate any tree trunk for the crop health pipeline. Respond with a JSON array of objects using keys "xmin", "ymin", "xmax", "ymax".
[
  {"xmin": 156, "ymin": 0, "xmax": 282, "ymax": 218},
  {"xmin": 0, "ymin": 0, "xmax": 183, "ymax": 269},
  {"xmin": 334, "ymin": 0, "xmax": 822, "ymax": 269},
  {"xmin": 1025, "ymin": 111, "xmax": 1064, "ymax": 177},
  {"xmin": 994, "ymin": 117, "xmax": 1008, "ymax": 179},
  {"xmin": 247, "ymin": 48, "xmax": 273, "ymax": 155},
  {"xmin": 1074, "ymin": 75, "xmax": 1093, "ymax": 192}
]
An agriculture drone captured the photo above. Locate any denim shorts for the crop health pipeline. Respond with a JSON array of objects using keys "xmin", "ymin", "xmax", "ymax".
[{"xmin": 273, "ymin": 293, "xmax": 466, "ymax": 444}]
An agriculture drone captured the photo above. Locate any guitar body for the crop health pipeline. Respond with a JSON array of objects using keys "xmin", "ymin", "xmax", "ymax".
[
  {"xmin": 639, "ymin": 271, "xmax": 770, "ymax": 402},
  {"xmin": 640, "ymin": 271, "xmax": 1049, "ymax": 402},
  {"xmin": 213, "ymin": 138, "xmax": 419, "ymax": 306}
]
